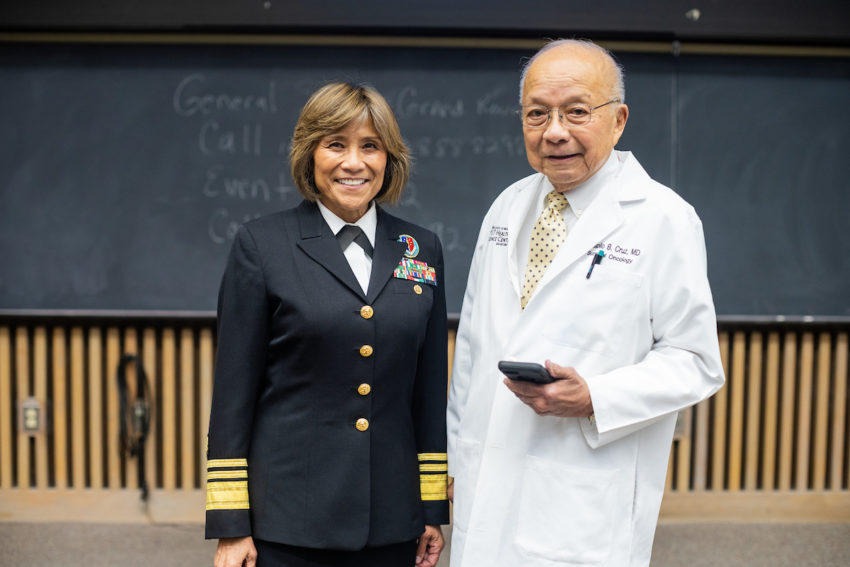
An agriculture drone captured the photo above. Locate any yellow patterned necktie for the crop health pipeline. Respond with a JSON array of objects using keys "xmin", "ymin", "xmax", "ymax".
[{"xmin": 521, "ymin": 190, "xmax": 569, "ymax": 309}]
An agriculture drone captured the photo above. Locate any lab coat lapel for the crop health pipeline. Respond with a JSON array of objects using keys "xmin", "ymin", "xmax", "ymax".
[
  {"xmin": 506, "ymin": 182, "xmax": 541, "ymax": 302},
  {"xmin": 366, "ymin": 207, "xmax": 408, "ymax": 303},
  {"xmin": 295, "ymin": 201, "xmax": 367, "ymax": 301},
  {"xmin": 535, "ymin": 175, "xmax": 626, "ymax": 294}
]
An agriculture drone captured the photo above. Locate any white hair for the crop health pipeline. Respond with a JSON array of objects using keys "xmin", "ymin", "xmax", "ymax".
[{"xmin": 518, "ymin": 39, "xmax": 626, "ymax": 104}]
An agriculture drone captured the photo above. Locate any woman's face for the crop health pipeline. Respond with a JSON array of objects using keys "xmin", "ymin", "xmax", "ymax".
[{"xmin": 313, "ymin": 117, "xmax": 387, "ymax": 223}]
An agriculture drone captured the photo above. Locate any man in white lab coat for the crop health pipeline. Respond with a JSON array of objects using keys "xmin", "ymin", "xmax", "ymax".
[{"xmin": 447, "ymin": 39, "xmax": 725, "ymax": 566}]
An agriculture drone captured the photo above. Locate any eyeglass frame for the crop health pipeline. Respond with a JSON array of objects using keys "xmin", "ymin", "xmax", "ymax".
[{"xmin": 518, "ymin": 98, "xmax": 621, "ymax": 128}]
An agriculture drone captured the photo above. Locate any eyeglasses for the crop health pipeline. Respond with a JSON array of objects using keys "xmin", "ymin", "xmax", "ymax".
[{"xmin": 519, "ymin": 99, "xmax": 620, "ymax": 128}]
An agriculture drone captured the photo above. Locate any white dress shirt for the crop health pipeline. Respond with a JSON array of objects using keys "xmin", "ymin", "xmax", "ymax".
[
  {"xmin": 317, "ymin": 200, "xmax": 377, "ymax": 294},
  {"xmin": 517, "ymin": 151, "xmax": 622, "ymax": 274}
]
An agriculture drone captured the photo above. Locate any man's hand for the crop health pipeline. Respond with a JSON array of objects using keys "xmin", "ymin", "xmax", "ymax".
[
  {"xmin": 415, "ymin": 524, "xmax": 444, "ymax": 567},
  {"xmin": 214, "ymin": 536, "xmax": 257, "ymax": 567},
  {"xmin": 503, "ymin": 360, "xmax": 593, "ymax": 418}
]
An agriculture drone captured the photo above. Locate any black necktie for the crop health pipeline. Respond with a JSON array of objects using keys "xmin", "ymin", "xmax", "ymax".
[{"xmin": 336, "ymin": 224, "xmax": 374, "ymax": 258}]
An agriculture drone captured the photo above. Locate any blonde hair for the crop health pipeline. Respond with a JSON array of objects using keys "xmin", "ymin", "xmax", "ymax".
[{"xmin": 289, "ymin": 82, "xmax": 410, "ymax": 204}]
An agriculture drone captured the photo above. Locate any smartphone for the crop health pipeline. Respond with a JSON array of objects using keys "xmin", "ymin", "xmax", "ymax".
[{"xmin": 498, "ymin": 360, "xmax": 554, "ymax": 384}]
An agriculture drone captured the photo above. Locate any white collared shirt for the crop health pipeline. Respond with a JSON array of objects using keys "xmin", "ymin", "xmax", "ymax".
[
  {"xmin": 317, "ymin": 200, "xmax": 377, "ymax": 294},
  {"xmin": 517, "ymin": 151, "xmax": 622, "ymax": 274}
]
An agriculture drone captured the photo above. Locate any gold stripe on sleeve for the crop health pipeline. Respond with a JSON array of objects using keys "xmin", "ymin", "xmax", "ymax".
[
  {"xmin": 420, "ymin": 473, "xmax": 448, "ymax": 501},
  {"xmin": 207, "ymin": 458, "xmax": 248, "ymax": 469},
  {"xmin": 417, "ymin": 452, "xmax": 447, "ymax": 462},
  {"xmin": 419, "ymin": 463, "xmax": 449, "ymax": 473},
  {"xmin": 205, "ymin": 480, "xmax": 250, "ymax": 510}
]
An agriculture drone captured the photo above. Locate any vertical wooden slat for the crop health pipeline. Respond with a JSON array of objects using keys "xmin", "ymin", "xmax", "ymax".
[
  {"xmin": 745, "ymin": 332, "xmax": 763, "ymax": 490},
  {"xmin": 832, "ymin": 333, "xmax": 848, "ymax": 490},
  {"xmin": 692, "ymin": 396, "xmax": 710, "ymax": 490},
  {"xmin": 711, "ymin": 331, "xmax": 730, "ymax": 490},
  {"xmin": 199, "ymin": 327, "xmax": 214, "ymax": 488},
  {"xmin": 162, "ymin": 328, "xmax": 177, "ymax": 490},
  {"xmin": 124, "ymin": 328, "xmax": 139, "ymax": 489},
  {"xmin": 727, "ymin": 331, "xmax": 746, "ymax": 491},
  {"xmin": 778, "ymin": 332, "xmax": 797, "ymax": 490},
  {"xmin": 812, "ymin": 332, "xmax": 832, "ymax": 490},
  {"xmin": 795, "ymin": 332, "xmax": 815, "ymax": 490},
  {"xmin": 87, "ymin": 327, "xmax": 104, "ymax": 489},
  {"xmin": 762, "ymin": 332, "xmax": 781, "ymax": 490},
  {"xmin": 675, "ymin": 410, "xmax": 691, "ymax": 492},
  {"xmin": 143, "ymin": 328, "xmax": 158, "ymax": 490},
  {"xmin": 180, "ymin": 328, "xmax": 196, "ymax": 489},
  {"xmin": 51, "ymin": 327, "xmax": 68, "ymax": 489},
  {"xmin": 16, "ymin": 327, "xmax": 31, "ymax": 488},
  {"xmin": 105, "ymin": 327, "xmax": 121, "ymax": 488},
  {"xmin": 0, "ymin": 326, "xmax": 13, "ymax": 488},
  {"xmin": 33, "ymin": 327, "xmax": 49, "ymax": 488},
  {"xmin": 70, "ymin": 327, "xmax": 86, "ymax": 488}
]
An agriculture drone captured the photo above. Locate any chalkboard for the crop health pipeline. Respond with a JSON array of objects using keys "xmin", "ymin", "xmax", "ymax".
[
  {"xmin": 3, "ymin": 1, "xmax": 849, "ymax": 44},
  {"xmin": 1, "ymin": 43, "xmax": 848, "ymax": 316}
]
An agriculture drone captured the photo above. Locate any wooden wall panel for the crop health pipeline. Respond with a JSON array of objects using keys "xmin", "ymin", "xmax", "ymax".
[
  {"xmin": 1, "ymin": 317, "xmax": 849, "ymax": 523},
  {"xmin": 15, "ymin": 327, "xmax": 30, "ymax": 488},
  {"xmin": 51, "ymin": 327, "xmax": 68, "ymax": 489},
  {"xmin": 179, "ymin": 328, "xmax": 196, "ymax": 489},
  {"xmin": 70, "ymin": 327, "xmax": 85, "ymax": 488},
  {"xmin": 87, "ymin": 327, "xmax": 104, "ymax": 489},
  {"xmin": 762, "ymin": 332, "xmax": 780, "ymax": 489},
  {"xmin": 745, "ymin": 332, "xmax": 763, "ymax": 490},
  {"xmin": 711, "ymin": 331, "xmax": 730, "ymax": 490},
  {"xmin": 1, "ymin": 327, "xmax": 13, "ymax": 488},
  {"xmin": 779, "ymin": 333, "xmax": 797, "ymax": 490},
  {"xmin": 161, "ymin": 328, "xmax": 177, "ymax": 490},
  {"xmin": 105, "ymin": 327, "xmax": 121, "ymax": 487},
  {"xmin": 832, "ymin": 333, "xmax": 848, "ymax": 490},
  {"xmin": 33, "ymin": 327, "xmax": 49, "ymax": 488}
]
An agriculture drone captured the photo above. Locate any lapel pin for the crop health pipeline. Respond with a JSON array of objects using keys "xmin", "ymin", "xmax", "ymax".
[{"xmin": 397, "ymin": 234, "xmax": 419, "ymax": 258}]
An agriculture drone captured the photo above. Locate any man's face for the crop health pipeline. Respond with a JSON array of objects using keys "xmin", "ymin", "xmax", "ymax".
[{"xmin": 521, "ymin": 46, "xmax": 629, "ymax": 193}]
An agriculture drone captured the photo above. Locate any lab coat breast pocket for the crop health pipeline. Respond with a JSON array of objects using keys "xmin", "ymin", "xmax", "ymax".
[
  {"xmin": 542, "ymin": 268, "xmax": 646, "ymax": 357},
  {"xmin": 514, "ymin": 456, "xmax": 619, "ymax": 565}
]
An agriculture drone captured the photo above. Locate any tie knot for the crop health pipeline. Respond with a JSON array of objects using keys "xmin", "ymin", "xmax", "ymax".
[
  {"xmin": 337, "ymin": 224, "xmax": 374, "ymax": 258},
  {"xmin": 545, "ymin": 190, "xmax": 569, "ymax": 213}
]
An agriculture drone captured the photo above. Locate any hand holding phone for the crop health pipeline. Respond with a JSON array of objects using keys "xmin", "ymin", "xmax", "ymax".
[{"xmin": 498, "ymin": 360, "xmax": 554, "ymax": 384}]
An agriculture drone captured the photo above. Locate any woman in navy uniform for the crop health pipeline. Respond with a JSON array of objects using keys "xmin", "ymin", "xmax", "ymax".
[{"xmin": 205, "ymin": 83, "xmax": 449, "ymax": 567}]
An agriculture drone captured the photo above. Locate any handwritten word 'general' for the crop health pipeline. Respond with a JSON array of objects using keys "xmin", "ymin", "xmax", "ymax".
[{"xmin": 173, "ymin": 74, "xmax": 278, "ymax": 117}]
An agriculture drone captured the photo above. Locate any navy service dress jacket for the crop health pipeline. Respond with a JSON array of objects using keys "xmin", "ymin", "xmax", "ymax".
[{"xmin": 205, "ymin": 200, "xmax": 449, "ymax": 550}]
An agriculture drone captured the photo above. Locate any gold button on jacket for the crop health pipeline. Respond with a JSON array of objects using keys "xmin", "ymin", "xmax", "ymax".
[
  {"xmin": 359, "ymin": 345, "xmax": 374, "ymax": 357},
  {"xmin": 413, "ymin": 284, "xmax": 423, "ymax": 295},
  {"xmin": 355, "ymin": 418, "xmax": 369, "ymax": 431},
  {"xmin": 357, "ymin": 383, "xmax": 371, "ymax": 396},
  {"xmin": 360, "ymin": 305, "xmax": 374, "ymax": 319}
]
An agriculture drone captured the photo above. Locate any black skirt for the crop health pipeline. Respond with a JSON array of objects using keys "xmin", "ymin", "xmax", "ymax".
[{"xmin": 254, "ymin": 538, "xmax": 418, "ymax": 567}]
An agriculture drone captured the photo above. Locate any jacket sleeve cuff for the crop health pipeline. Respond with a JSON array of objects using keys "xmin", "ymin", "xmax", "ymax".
[
  {"xmin": 419, "ymin": 452, "xmax": 449, "ymax": 525},
  {"xmin": 422, "ymin": 499, "xmax": 451, "ymax": 526},
  {"xmin": 205, "ymin": 509, "xmax": 252, "ymax": 539},
  {"xmin": 205, "ymin": 457, "xmax": 252, "ymax": 539}
]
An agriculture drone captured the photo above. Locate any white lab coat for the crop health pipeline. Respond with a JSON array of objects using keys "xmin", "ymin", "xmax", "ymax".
[{"xmin": 447, "ymin": 151, "xmax": 724, "ymax": 567}]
